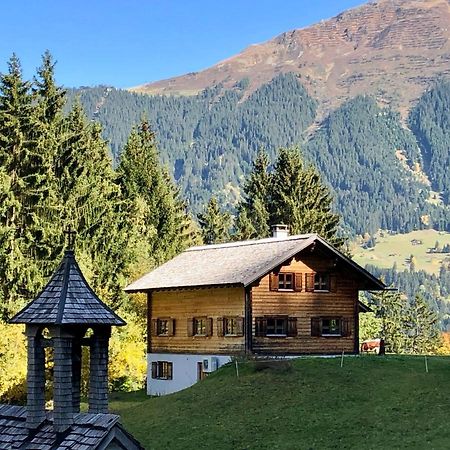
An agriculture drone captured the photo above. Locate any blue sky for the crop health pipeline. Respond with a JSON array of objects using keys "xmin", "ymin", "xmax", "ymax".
[{"xmin": 1, "ymin": 1, "xmax": 366, "ymax": 88}]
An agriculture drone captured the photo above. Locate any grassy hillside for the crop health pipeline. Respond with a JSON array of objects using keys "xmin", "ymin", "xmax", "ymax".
[
  {"xmin": 353, "ymin": 229, "xmax": 450, "ymax": 275},
  {"xmin": 109, "ymin": 356, "xmax": 450, "ymax": 449}
]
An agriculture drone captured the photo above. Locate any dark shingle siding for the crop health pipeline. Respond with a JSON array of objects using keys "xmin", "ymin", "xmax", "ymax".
[
  {"xmin": 10, "ymin": 251, "xmax": 125, "ymax": 327},
  {"xmin": 0, "ymin": 405, "xmax": 144, "ymax": 449}
]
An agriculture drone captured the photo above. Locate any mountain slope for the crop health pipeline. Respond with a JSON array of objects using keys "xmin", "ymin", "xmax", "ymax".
[{"xmin": 133, "ymin": 0, "xmax": 450, "ymax": 116}]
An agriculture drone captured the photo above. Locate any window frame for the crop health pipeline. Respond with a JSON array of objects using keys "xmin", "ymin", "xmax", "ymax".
[
  {"xmin": 320, "ymin": 318, "xmax": 341, "ymax": 336},
  {"xmin": 314, "ymin": 272, "xmax": 330, "ymax": 292},
  {"xmin": 193, "ymin": 317, "xmax": 207, "ymax": 336},
  {"xmin": 151, "ymin": 361, "xmax": 173, "ymax": 380},
  {"xmin": 224, "ymin": 317, "xmax": 237, "ymax": 336},
  {"xmin": 266, "ymin": 317, "xmax": 288, "ymax": 337},
  {"xmin": 311, "ymin": 317, "xmax": 350, "ymax": 338},
  {"xmin": 278, "ymin": 272, "xmax": 294, "ymax": 291},
  {"xmin": 157, "ymin": 318, "xmax": 169, "ymax": 336}
]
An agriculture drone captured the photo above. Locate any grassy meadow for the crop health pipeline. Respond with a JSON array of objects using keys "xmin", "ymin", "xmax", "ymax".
[
  {"xmin": 353, "ymin": 229, "xmax": 450, "ymax": 275},
  {"xmin": 109, "ymin": 356, "xmax": 450, "ymax": 449}
]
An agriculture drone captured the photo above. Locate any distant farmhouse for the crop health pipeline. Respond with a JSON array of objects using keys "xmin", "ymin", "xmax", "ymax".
[
  {"xmin": 0, "ymin": 243, "xmax": 144, "ymax": 449},
  {"xmin": 126, "ymin": 225, "xmax": 384, "ymax": 395}
]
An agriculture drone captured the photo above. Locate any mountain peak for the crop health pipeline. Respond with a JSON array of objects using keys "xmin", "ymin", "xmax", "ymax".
[{"xmin": 131, "ymin": 0, "xmax": 450, "ymax": 115}]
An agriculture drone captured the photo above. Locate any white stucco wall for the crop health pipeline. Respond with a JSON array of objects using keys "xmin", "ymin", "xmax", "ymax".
[{"xmin": 147, "ymin": 353, "xmax": 232, "ymax": 396}]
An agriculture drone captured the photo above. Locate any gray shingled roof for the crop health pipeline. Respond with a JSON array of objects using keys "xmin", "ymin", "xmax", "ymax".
[
  {"xmin": 0, "ymin": 405, "xmax": 144, "ymax": 449},
  {"xmin": 10, "ymin": 250, "xmax": 125, "ymax": 326},
  {"xmin": 125, "ymin": 234, "xmax": 385, "ymax": 292}
]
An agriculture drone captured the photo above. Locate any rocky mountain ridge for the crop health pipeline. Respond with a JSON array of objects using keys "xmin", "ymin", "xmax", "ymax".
[{"xmin": 132, "ymin": 0, "xmax": 450, "ymax": 116}]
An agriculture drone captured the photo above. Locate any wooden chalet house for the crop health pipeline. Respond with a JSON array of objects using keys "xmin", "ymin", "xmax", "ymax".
[{"xmin": 125, "ymin": 225, "xmax": 384, "ymax": 396}]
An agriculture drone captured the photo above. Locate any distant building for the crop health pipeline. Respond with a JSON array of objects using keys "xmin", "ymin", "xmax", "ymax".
[
  {"xmin": 1, "ymin": 238, "xmax": 144, "ymax": 450},
  {"xmin": 126, "ymin": 225, "xmax": 385, "ymax": 396}
]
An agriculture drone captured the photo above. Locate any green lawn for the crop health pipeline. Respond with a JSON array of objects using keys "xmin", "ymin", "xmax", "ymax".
[
  {"xmin": 353, "ymin": 229, "xmax": 450, "ymax": 275},
  {"xmin": 109, "ymin": 356, "xmax": 450, "ymax": 450}
]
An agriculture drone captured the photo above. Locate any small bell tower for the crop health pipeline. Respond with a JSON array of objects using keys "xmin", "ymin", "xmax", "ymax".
[{"xmin": 10, "ymin": 228, "xmax": 126, "ymax": 435}]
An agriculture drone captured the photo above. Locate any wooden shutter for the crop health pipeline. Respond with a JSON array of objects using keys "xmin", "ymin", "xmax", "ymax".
[
  {"xmin": 311, "ymin": 317, "xmax": 321, "ymax": 336},
  {"xmin": 269, "ymin": 273, "xmax": 279, "ymax": 291},
  {"xmin": 151, "ymin": 362, "xmax": 157, "ymax": 379},
  {"xmin": 294, "ymin": 273, "xmax": 303, "ymax": 291},
  {"xmin": 217, "ymin": 317, "xmax": 224, "ymax": 337},
  {"xmin": 287, "ymin": 317, "xmax": 298, "ymax": 337},
  {"xmin": 206, "ymin": 318, "xmax": 213, "ymax": 336},
  {"xmin": 167, "ymin": 362, "xmax": 173, "ymax": 380},
  {"xmin": 235, "ymin": 317, "xmax": 244, "ymax": 336},
  {"xmin": 255, "ymin": 317, "xmax": 267, "ymax": 337},
  {"xmin": 341, "ymin": 318, "xmax": 351, "ymax": 337},
  {"xmin": 187, "ymin": 318, "xmax": 194, "ymax": 337},
  {"xmin": 151, "ymin": 319, "xmax": 158, "ymax": 337},
  {"xmin": 305, "ymin": 273, "xmax": 315, "ymax": 292},
  {"xmin": 168, "ymin": 319, "xmax": 175, "ymax": 336},
  {"xmin": 330, "ymin": 274, "xmax": 337, "ymax": 292}
]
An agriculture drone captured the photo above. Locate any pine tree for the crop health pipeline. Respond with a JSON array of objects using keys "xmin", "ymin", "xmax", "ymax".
[
  {"xmin": 270, "ymin": 147, "xmax": 342, "ymax": 246},
  {"xmin": 198, "ymin": 196, "xmax": 232, "ymax": 244}
]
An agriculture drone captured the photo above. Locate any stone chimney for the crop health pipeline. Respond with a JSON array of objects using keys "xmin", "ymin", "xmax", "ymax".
[
  {"xmin": 272, "ymin": 224, "xmax": 290, "ymax": 239},
  {"xmin": 9, "ymin": 231, "xmax": 125, "ymax": 435}
]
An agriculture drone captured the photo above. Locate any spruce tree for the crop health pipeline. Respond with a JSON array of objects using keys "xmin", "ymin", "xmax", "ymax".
[
  {"xmin": 403, "ymin": 294, "xmax": 441, "ymax": 354},
  {"xmin": 270, "ymin": 147, "xmax": 341, "ymax": 246},
  {"xmin": 235, "ymin": 150, "xmax": 271, "ymax": 239},
  {"xmin": 372, "ymin": 289, "xmax": 406, "ymax": 353},
  {"xmin": 57, "ymin": 102, "xmax": 129, "ymax": 306},
  {"xmin": 117, "ymin": 120, "xmax": 196, "ymax": 273},
  {"xmin": 198, "ymin": 196, "xmax": 232, "ymax": 244},
  {"xmin": 0, "ymin": 55, "xmax": 42, "ymax": 318}
]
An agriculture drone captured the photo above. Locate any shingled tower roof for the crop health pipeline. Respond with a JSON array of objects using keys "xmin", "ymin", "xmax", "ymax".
[{"xmin": 10, "ymin": 249, "xmax": 125, "ymax": 326}]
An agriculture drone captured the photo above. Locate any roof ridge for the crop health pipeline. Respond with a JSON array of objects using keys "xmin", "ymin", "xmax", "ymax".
[
  {"xmin": 55, "ymin": 250, "xmax": 72, "ymax": 324},
  {"xmin": 187, "ymin": 234, "xmax": 315, "ymax": 252}
]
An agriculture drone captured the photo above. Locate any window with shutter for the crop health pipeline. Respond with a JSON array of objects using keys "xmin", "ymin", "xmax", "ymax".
[
  {"xmin": 288, "ymin": 317, "xmax": 298, "ymax": 337},
  {"xmin": 168, "ymin": 319, "xmax": 175, "ymax": 336},
  {"xmin": 341, "ymin": 318, "xmax": 351, "ymax": 337},
  {"xmin": 255, "ymin": 317, "xmax": 267, "ymax": 337},
  {"xmin": 294, "ymin": 273, "xmax": 303, "ymax": 291},
  {"xmin": 311, "ymin": 317, "xmax": 321, "ymax": 336},
  {"xmin": 187, "ymin": 318, "xmax": 194, "ymax": 337},
  {"xmin": 151, "ymin": 319, "xmax": 158, "ymax": 337},
  {"xmin": 330, "ymin": 274, "xmax": 337, "ymax": 292},
  {"xmin": 269, "ymin": 273, "xmax": 279, "ymax": 291},
  {"xmin": 235, "ymin": 317, "xmax": 244, "ymax": 336},
  {"xmin": 305, "ymin": 273, "xmax": 315, "ymax": 292},
  {"xmin": 217, "ymin": 317, "xmax": 224, "ymax": 337},
  {"xmin": 206, "ymin": 318, "xmax": 213, "ymax": 336}
]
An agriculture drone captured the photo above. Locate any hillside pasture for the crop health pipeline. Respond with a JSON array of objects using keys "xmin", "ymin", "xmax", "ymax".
[
  {"xmin": 109, "ymin": 355, "xmax": 450, "ymax": 449},
  {"xmin": 353, "ymin": 229, "xmax": 450, "ymax": 275}
]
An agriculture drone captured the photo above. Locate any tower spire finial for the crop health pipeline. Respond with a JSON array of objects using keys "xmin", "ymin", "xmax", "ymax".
[{"xmin": 64, "ymin": 225, "xmax": 77, "ymax": 250}]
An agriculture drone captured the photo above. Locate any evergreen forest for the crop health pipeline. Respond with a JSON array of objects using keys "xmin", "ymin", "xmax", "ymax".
[{"xmin": 68, "ymin": 75, "xmax": 450, "ymax": 235}]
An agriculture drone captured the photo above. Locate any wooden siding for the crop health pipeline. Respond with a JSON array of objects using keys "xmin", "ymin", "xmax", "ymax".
[
  {"xmin": 251, "ymin": 253, "xmax": 359, "ymax": 355},
  {"xmin": 149, "ymin": 287, "xmax": 246, "ymax": 355}
]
